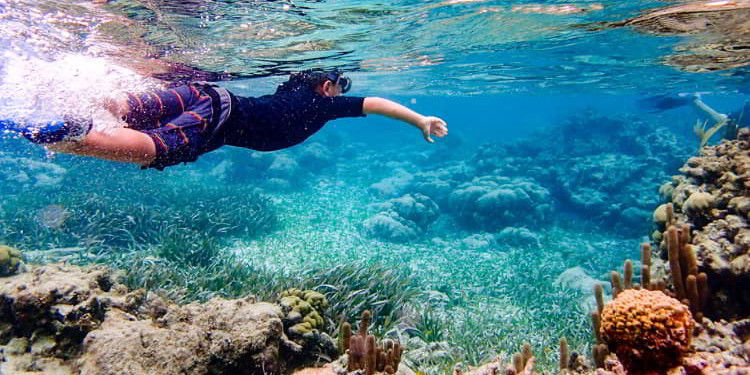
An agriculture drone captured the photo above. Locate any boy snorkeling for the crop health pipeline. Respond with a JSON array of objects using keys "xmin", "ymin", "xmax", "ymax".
[
  {"xmin": 9, "ymin": 70, "xmax": 448, "ymax": 170},
  {"xmin": 640, "ymin": 92, "xmax": 749, "ymax": 142}
]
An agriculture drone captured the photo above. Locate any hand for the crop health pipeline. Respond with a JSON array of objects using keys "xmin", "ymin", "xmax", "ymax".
[
  {"xmin": 419, "ymin": 116, "xmax": 448, "ymax": 143},
  {"xmin": 101, "ymin": 94, "xmax": 129, "ymax": 120}
]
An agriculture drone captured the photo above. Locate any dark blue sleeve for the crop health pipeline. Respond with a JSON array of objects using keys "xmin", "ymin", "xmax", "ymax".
[{"xmin": 315, "ymin": 96, "xmax": 366, "ymax": 122}]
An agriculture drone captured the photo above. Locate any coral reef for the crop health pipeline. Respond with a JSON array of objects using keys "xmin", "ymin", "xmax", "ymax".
[
  {"xmin": 464, "ymin": 114, "xmax": 691, "ymax": 232},
  {"xmin": 408, "ymin": 165, "xmax": 474, "ymax": 207},
  {"xmin": 583, "ymin": 241, "xmax": 749, "ymax": 375},
  {"xmin": 362, "ymin": 194, "xmax": 440, "ymax": 242},
  {"xmin": 209, "ymin": 140, "xmax": 339, "ymax": 189},
  {"xmin": 560, "ymin": 154, "xmax": 650, "ymax": 214},
  {"xmin": 281, "ymin": 289, "xmax": 327, "ymax": 334},
  {"xmin": 268, "ymin": 153, "xmax": 301, "ymax": 188},
  {"xmin": 458, "ymin": 233, "xmax": 497, "ymax": 251},
  {"xmin": 448, "ymin": 175, "xmax": 551, "ymax": 230},
  {"xmin": 361, "ymin": 211, "xmax": 422, "ymax": 242},
  {"xmin": 373, "ymin": 111, "xmax": 693, "ymax": 235},
  {"xmin": 683, "ymin": 318, "xmax": 750, "ymax": 375},
  {"xmin": 652, "ymin": 128, "xmax": 750, "ymax": 319},
  {"xmin": 369, "ymin": 169, "xmax": 415, "ymax": 197},
  {"xmin": 3, "ymin": 112, "xmax": 749, "ymax": 375},
  {"xmin": 586, "ymin": 318, "xmax": 750, "ymax": 375},
  {"xmin": 662, "ymin": 224, "xmax": 709, "ymax": 321}
]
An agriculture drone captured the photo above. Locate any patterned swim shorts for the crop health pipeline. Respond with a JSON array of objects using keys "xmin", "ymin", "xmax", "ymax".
[{"xmin": 125, "ymin": 83, "xmax": 230, "ymax": 170}]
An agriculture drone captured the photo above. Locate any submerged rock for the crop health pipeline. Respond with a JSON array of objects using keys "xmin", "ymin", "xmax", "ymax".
[
  {"xmin": 0, "ymin": 263, "xmax": 315, "ymax": 375},
  {"xmin": 80, "ymin": 299, "xmax": 284, "ymax": 375},
  {"xmin": 554, "ymin": 266, "xmax": 610, "ymax": 314}
]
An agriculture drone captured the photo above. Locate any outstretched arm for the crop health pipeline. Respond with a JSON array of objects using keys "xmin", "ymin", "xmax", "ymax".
[{"xmin": 362, "ymin": 97, "xmax": 448, "ymax": 143}]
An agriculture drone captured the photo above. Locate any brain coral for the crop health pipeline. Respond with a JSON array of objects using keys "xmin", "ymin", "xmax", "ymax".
[
  {"xmin": 683, "ymin": 191, "xmax": 715, "ymax": 216},
  {"xmin": 600, "ymin": 289, "xmax": 694, "ymax": 368},
  {"xmin": 279, "ymin": 289, "xmax": 328, "ymax": 337},
  {"xmin": 0, "ymin": 245, "xmax": 24, "ymax": 277}
]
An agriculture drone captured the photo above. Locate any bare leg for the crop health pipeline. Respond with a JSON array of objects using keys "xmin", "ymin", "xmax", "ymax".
[
  {"xmin": 46, "ymin": 93, "xmax": 157, "ymax": 166},
  {"xmin": 47, "ymin": 127, "xmax": 156, "ymax": 166},
  {"xmin": 691, "ymin": 96, "xmax": 728, "ymax": 123},
  {"xmin": 42, "ymin": 85, "xmax": 204, "ymax": 167}
]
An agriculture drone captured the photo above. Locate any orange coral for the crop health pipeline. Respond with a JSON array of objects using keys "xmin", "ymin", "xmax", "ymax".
[{"xmin": 600, "ymin": 289, "xmax": 694, "ymax": 370}]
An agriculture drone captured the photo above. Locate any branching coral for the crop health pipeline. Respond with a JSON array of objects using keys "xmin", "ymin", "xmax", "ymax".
[
  {"xmin": 455, "ymin": 342, "xmax": 544, "ymax": 375},
  {"xmin": 345, "ymin": 310, "xmax": 402, "ymax": 375},
  {"xmin": 665, "ymin": 225, "xmax": 709, "ymax": 321}
]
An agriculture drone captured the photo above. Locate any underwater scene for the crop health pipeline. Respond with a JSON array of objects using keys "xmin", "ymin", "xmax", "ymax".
[{"xmin": 1, "ymin": 0, "xmax": 749, "ymax": 374}]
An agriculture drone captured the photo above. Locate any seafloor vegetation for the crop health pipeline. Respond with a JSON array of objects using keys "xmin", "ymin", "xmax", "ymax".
[{"xmin": 2, "ymin": 110, "xmax": 748, "ymax": 374}]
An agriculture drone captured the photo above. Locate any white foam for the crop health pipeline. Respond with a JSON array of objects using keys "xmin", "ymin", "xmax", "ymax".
[
  {"xmin": 90, "ymin": 107, "xmax": 127, "ymax": 134},
  {"xmin": 0, "ymin": 51, "xmax": 160, "ymax": 128}
]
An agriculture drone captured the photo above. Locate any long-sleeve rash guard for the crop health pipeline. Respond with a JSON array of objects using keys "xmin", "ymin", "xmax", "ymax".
[{"xmin": 220, "ymin": 86, "xmax": 366, "ymax": 151}]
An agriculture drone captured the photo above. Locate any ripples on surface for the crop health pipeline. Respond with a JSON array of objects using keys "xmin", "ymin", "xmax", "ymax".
[{"xmin": 0, "ymin": 0, "xmax": 748, "ymax": 99}]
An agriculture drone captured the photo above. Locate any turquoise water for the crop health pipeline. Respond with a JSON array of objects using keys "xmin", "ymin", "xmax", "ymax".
[{"xmin": 1, "ymin": 0, "xmax": 749, "ymax": 372}]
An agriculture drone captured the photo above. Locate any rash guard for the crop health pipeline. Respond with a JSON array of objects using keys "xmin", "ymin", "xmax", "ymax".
[{"xmin": 220, "ymin": 85, "xmax": 366, "ymax": 151}]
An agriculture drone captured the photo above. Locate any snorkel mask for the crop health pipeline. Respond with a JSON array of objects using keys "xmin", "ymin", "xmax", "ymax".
[{"xmin": 326, "ymin": 71, "xmax": 351, "ymax": 93}]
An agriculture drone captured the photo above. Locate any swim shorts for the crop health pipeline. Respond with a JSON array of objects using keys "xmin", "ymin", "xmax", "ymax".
[{"xmin": 124, "ymin": 83, "xmax": 231, "ymax": 170}]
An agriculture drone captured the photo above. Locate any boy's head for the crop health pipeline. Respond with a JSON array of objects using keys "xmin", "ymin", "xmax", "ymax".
[
  {"xmin": 278, "ymin": 69, "xmax": 351, "ymax": 96},
  {"xmin": 316, "ymin": 71, "xmax": 351, "ymax": 97}
]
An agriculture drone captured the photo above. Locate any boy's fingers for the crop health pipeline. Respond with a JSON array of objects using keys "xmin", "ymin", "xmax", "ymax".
[{"xmin": 423, "ymin": 131, "xmax": 434, "ymax": 143}]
